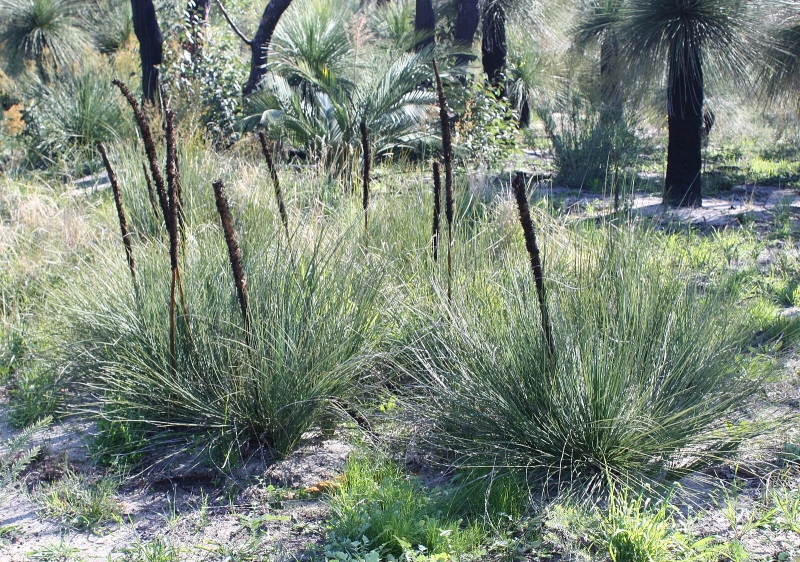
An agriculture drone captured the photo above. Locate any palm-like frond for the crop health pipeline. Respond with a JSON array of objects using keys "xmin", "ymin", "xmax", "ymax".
[
  {"xmin": 0, "ymin": 0, "xmax": 90, "ymax": 75},
  {"xmin": 618, "ymin": 0, "xmax": 759, "ymax": 92},
  {"xmin": 243, "ymin": 49, "xmax": 435, "ymax": 169},
  {"xmin": 574, "ymin": 0, "xmax": 623, "ymax": 49},
  {"xmin": 761, "ymin": 1, "xmax": 800, "ymax": 104},
  {"xmin": 271, "ymin": 0, "xmax": 354, "ymax": 91}
]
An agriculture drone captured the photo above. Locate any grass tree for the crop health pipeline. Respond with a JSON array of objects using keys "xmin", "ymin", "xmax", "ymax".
[
  {"xmin": 761, "ymin": 1, "xmax": 800, "ymax": 106},
  {"xmin": 0, "ymin": 0, "xmax": 90, "ymax": 78},
  {"xmin": 619, "ymin": 0, "xmax": 757, "ymax": 207}
]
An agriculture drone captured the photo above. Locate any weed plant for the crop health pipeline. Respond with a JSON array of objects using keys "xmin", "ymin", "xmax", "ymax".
[
  {"xmin": 327, "ymin": 453, "xmax": 485, "ymax": 560},
  {"xmin": 34, "ymin": 469, "xmax": 120, "ymax": 530},
  {"xmin": 59, "ymin": 215, "xmax": 383, "ymax": 462},
  {"xmin": 401, "ymin": 218, "xmax": 772, "ymax": 494}
]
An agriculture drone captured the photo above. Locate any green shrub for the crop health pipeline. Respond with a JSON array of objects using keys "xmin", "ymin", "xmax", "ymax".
[
  {"xmin": 537, "ymin": 94, "xmax": 640, "ymax": 189},
  {"xmin": 402, "ymin": 220, "xmax": 770, "ymax": 493}
]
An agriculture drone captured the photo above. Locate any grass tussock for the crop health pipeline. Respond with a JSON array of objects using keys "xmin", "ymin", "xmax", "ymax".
[
  {"xmin": 402, "ymin": 219, "xmax": 770, "ymax": 493},
  {"xmin": 59, "ymin": 217, "xmax": 384, "ymax": 462}
]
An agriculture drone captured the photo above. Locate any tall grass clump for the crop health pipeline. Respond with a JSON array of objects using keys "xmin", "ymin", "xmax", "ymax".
[
  {"xmin": 58, "ymin": 217, "xmax": 383, "ymax": 462},
  {"xmin": 402, "ymin": 220, "xmax": 769, "ymax": 494}
]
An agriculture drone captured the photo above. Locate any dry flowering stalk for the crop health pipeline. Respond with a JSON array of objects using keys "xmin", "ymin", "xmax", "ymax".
[
  {"xmin": 432, "ymin": 59, "xmax": 454, "ymax": 299},
  {"xmin": 512, "ymin": 172, "xmax": 553, "ymax": 355},
  {"xmin": 257, "ymin": 132, "xmax": 290, "ymax": 244},
  {"xmin": 112, "ymin": 79, "xmax": 170, "ymax": 231},
  {"xmin": 142, "ymin": 161, "xmax": 160, "ymax": 220},
  {"xmin": 98, "ymin": 142, "xmax": 135, "ymax": 283},
  {"xmin": 432, "ymin": 161, "xmax": 441, "ymax": 262},
  {"xmin": 360, "ymin": 121, "xmax": 370, "ymax": 232},
  {"xmin": 212, "ymin": 180, "xmax": 249, "ymax": 328}
]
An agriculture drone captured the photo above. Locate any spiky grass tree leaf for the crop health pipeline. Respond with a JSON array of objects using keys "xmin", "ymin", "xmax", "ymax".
[{"xmin": 0, "ymin": 0, "xmax": 90, "ymax": 76}]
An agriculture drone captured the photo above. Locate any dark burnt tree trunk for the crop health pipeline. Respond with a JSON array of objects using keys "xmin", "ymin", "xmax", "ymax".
[
  {"xmin": 415, "ymin": 0, "xmax": 436, "ymax": 51},
  {"xmin": 599, "ymin": 31, "xmax": 621, "ymax": 113},
  {"xmin": 186, "ymin": 0, "xmax": 211, "ymax": 57},
  {"xmin": 481, "ymin": 3, "xmax": 506, "ymax": 92},
  {"xmin": 454, "ymin": 0, "xmax": 479, "ymax": 68},
  {"xmin": 131, "ymin": 0, "xmax": 163, "ymax": 104},
  {"xmin": 664, "ymin": 43, "xmax": 703, "ymax": 208},
  {"xmin": 243, "ymin": 0, "xmax": 293, "ymax": 95}
]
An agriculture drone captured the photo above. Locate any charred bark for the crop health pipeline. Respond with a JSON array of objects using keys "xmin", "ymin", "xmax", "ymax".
[
  {"xmin": 481, "ymin": 3, "xmax": 506, "ymax": 91},
  {"xmin": 243, "ymin": 0, "xmax": 294, "ymax": 95},
  {"xmin": 664, "ymin": 44, "xmax": 703, "ymax": 208},
  {"xmin": 453, "ymin": 0, "xmax": 479, "ymax": 69},
  {"xmin": 131, "ymin": 0, "xmax": 163, "ymax": 104},
  {"xmin": 415, "ymin": 0, "xmax": 435, "ymax": 52}
]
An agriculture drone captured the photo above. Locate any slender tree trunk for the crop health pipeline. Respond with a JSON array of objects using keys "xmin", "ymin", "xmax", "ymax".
[
  {"xmin": 243, "ymin": 0, "xmax": 293, "ymax": 95},
  {"xmin": 415, "ymin": 0, "xmax": 435, "ymax": 51},
  {"xmin": 186, "ymin": 0, "xmax": 211, "ymax": 57},
  {"xmin": 453, "ymin": 0, "xmax": 479, "ymax": 68},
  {"xmin": 131, "ymin": 0, "xmax": 163, "ymax": 104},
  {"xmin": 599, "ymin": 31, "xmax": 622, "ymax": 113},
  {"xmin": 481, "ymin": 3, "xmax": 506, "ymax": 91},
  {"xmin": 664, "ymin": 44, "xmax": 703, "ymax": 208}
]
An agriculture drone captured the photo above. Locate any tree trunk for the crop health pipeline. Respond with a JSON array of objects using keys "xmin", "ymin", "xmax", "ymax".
[
  {"xmin": 664, "ymin": 44, "xmax": 703, "ymax": 208},
  {"xmin": 131, "ymin": 0, "xmax": 163, "ymax": 104},
  {"xmin": 599, "ymin": 31, "xmax": 621, "ymax": 113},
  {"xmin": 481, "ymin": 3, "xmax": 506, "ymax": 91},
  {"xmin": 453, "ymin": 0, "xmax": 479, "ymax": 68},
  {"xmin": 415, "ymin": 0, "xmax": 435, "ymax": 52},
  {"xmin": 243, "ymin": 0, "xmax": 293, "ymax": 95},
  {"xmin": 186, "ymin": 0, "xmax": 211, "ymax": 57}
]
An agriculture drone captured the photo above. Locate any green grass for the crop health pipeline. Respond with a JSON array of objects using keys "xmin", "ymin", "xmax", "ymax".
[
  {"xmin": 400, "ymin": 217, "xmax": 775, "ymax": 493},
  {"xmin": 33, "ymin": 469, "xmax": 120, "ymax": 531},
  {"xmin": 327, "ymin": 453, "xmax": 486, "ymax": 560}
]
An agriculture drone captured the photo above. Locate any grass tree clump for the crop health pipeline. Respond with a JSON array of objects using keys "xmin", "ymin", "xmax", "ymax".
[
  {"xmin": 59, "ymin": 216, "xmax": 383, "ymax": 462},
  {"xmin": 403, "ymin": 220, "xmax": 769, "ymax": 494}
]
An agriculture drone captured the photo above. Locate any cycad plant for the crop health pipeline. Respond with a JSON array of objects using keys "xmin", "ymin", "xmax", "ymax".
[
  {"xmin": 241, "ymin": 0, "xmax": 436, "ymax": 176},
  {"xmin": 402, "ymin": 220, "xmax": 769, "ymax": 493},
  {"xmin": 618, "ymin": 0, "xmax": 758, "ymax": 207},
  {"xmin": 0, "ymin": 0, "xmax": 90, "ymax": 77}
]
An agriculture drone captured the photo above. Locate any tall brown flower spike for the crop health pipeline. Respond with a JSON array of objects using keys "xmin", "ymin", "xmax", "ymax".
[
  {"xmin": 432, "ymin": 161, "xmax": 442, "ymax": 262},
  {"xmin": 98, "ymin": 143, "xmax": 135, "ymax": 283},
  {"xmin": 165, "ymin": 107, "xmax": 184, "ymax": 227},
  {"xmin": 213, "ymin": 180, "xmax": 249, "ymax": 328},
  {"xmin": 142, "ymin": 161, "xmax": 160, "ymax": 220},
  {"xmin": 360, "ymin": 121, "xmax": 370, "ymax": 232},
  {"xmin": 432, "ymin": 59, "xmax": 454, "ymax": 300},
  {"xmin": 257, "ymin": 132, "xmax": 290, "ymax": 244},
  {"xmin": 512, "ymin": 172, "xmax": 553, "ymax": 355},
  {"xmin": 112, "ymin": 79, "xmax": 170, "ymax": 232}
]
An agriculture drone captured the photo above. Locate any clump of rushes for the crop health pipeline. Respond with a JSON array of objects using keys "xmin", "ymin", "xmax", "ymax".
[
  {"xmin": 142, "ymin": 161, "xmax": 160, "ymax": 221},
  {"xmin": 432, "ymin": 59, "xmax": 453, "ymax": 299},
  {"xmin": 432, "ymin": 161, "xmax": 442, "ymax": 262},
  {"xmin": 257, "ymin": 131, "xmax": 289, "ymax": 244},
  {"xmin": 360, "ymin": 121, "xmax": 370, "ymax": 233},
  {"xmin": 512, "ymin": 172, "xmax": 553, "ymax": 355},
  {"xmin": 212, "ymin": 180, "xmax": 249, "ymax": 328},
  {"xmin": 98, "ymin": 142, "xmax": 136, "ymax": 284},
  {"xmin": 112, "ymin": 79, "xmax": 170, "ymax": 231}
]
